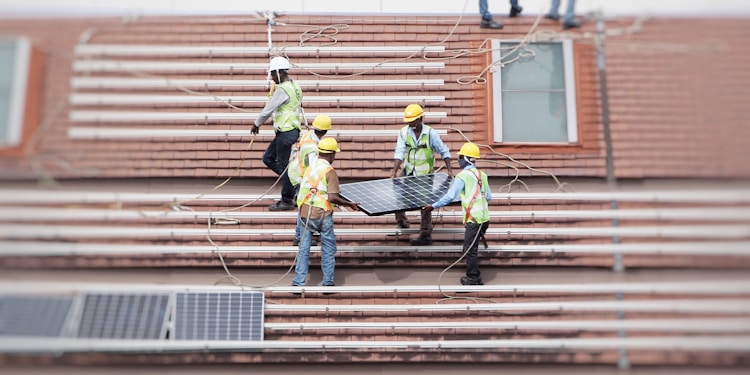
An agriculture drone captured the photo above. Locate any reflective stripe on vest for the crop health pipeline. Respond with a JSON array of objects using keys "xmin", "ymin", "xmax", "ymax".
[
  {"xmin": 273, "ymin": 81, "xmax": 303, "ymax": 133},
  {"xmin": 457, "ymin": 167, "xmax": 490, "ymax": 224},
  {"xmin": 400, "ymin": 125, "xmax": 434, "ymax": 176},
  {"xmin": 297, "ymin": 158, "xmax": 333, "ymax": 212},
  {"xmin": 288, "ymin": 131, "xmax": 318, "ymax": 186}
]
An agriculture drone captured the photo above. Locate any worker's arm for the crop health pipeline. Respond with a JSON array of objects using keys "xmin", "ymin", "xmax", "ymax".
[
  {"xmin": 423, "ymin": 177, "xmax": 464, "ymax": 213},
  {"xmin": 328, "ymin": 192, "xmax": 359, "ymax": 211},
  {"xmin": 251, "ymin": 89, "xmax": 289, "ymax": 134},
  {"xmin": 390, "ymin": 159, "xmax": 403, "ymax": 178}
]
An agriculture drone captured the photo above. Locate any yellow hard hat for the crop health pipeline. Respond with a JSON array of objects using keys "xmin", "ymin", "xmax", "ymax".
[
  {"xmin": 312, "ymin": 114, "xmax": 332, "ymax": 131},
  {"xmin": 317, "ymin": 137, "xmax": 340, "ymax": 154},
  {"xmin": 458, "ymin": 142, "xmax": 481, "ymax": 159},
  {"xmin": 403, "ymin": 104, "xmax": 424, "ymax": 122}
]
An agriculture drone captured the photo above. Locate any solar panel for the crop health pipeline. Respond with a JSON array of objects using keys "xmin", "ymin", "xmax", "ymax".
[
  {"xmin": 340, "ymin": 172, "xmax": 459, "ymax": 216},
  {"xmin": 0, "ymin": 295, "xmax": 74, "ymax": 337},
  {"xmin": 173, "ymin": 291, "xmax": 264, "ymax": 341},
  {"xmin": 76, "ymin": 293, "xmax": 169, "ymax": 339}
]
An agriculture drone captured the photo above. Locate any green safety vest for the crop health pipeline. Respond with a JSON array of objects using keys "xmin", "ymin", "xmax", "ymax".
[
  {"xmin": 297, "ymin": 158, "xmax": 333, "ymax": 212},
  {"xmin": 400, "ymin": 125, "xmax": 434, "ymax": 176},
  {"xmin": 456, "ymin": 167, "xmax": 490, "ymax": 224},
  {"xmin": 273, "ymin": 80, "xmax": 303, "ymax": 132},
  {"xmin": 288, "ymin": 130, "xmax": 318, "ymax": 186}
]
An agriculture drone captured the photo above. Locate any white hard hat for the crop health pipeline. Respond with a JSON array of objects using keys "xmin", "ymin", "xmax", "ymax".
[{"xmin": 268, "ymin": 56, "xmax": 291, "ymax": 72}]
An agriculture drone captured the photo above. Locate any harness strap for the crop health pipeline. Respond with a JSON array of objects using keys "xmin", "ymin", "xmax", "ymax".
[
  {"xmin": 463, "ymin": 168, "xmax": 483, "ymax": 224},
  {"xmin": 300, "ymin": 166, "xmax": 333, "ymax": 212}
]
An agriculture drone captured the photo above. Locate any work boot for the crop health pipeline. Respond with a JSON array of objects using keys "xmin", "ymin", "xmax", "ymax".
[
  {"xmin": 545, "ymin": 14, "xmax": 560, "ymax": 21},
  {"xmin": 460, "ymin": 276, "xmax": 484, "ymax": 285},
  {"xmin": 409, "ymin": 236, "xmax": 432, "ymax": 246},
  {"xmin": 509, "ymin": 6, "xmax": 523, "ymax": 17},
  {"xmin": 321, "ymin": 283, "xmax": 336, "ymax": 295},
  {"xmin": 480, "ymin": 18, "xmax": 503, "ymax": 29},
  {"xmin": 396, "ymin": 220, "xmax": 410, "ymax": 229},
  {"xmin": 269, "ymin": 200, "xmax": 296, "ymax": 211},
  {"xmin": 563, "ymin": 19, "xmax": 581, "ymax": 30}
]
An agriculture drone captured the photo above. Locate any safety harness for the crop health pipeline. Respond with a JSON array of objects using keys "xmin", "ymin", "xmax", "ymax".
[
  {"xmin": 463, "ymin": 168, "xmax": 484, "ymax": 224},
  {"xmin": 299, "ymin": 165, "xmax": 334, "ymax": 212}
]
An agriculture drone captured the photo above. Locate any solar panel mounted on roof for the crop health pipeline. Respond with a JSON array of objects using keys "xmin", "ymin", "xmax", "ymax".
[
  {"xmin": 76, "ymin": 293, "xmax": 169, "ymax": 339},
  {"xmin": 173, "ymin": 291, "xmax": 264, "ymax": 341},
  {"xmin": 340, "ymin": 172, "xmax": 458, "ymax": 216},
  {"xmin": 0, "ymin": 295, "xmax": 74, "ymax": 337}
]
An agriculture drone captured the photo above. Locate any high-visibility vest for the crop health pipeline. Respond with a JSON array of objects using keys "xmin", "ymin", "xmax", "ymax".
[
  {"xmin": 288, "ymin": 130, "xmax": 318, "ymax": 186},
  {"xmin": 456, "ymin": 167, "xmax": 490, "ymax": 224},
  {"xmin": 297, "ymin": 158, "xmax": 334, "ymax": 212},
  {"xmin": 400, "ymin": 125, "xmax": 434, "ymax": 176},
  {"xmin": 273, "ymin": 80, "xmax": 303, "ymax": 133}
]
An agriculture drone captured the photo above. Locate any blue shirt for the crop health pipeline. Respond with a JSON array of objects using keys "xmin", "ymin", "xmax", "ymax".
[
  {"xmin": 431, "ymin": 165, "xmax": 492, "ymax": 209},
  {"xmin": 393, "ymin": 125, "xmax": 451, "ymax": 161}
]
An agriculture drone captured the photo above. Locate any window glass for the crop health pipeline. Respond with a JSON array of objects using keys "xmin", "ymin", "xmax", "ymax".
[
  {"xmin": 491, "ymin": 40, "xmax": 577, "ymax": 144},
  {"xmin": 0, "ymin": 37, "xmax": 30, "ymax": 147}
]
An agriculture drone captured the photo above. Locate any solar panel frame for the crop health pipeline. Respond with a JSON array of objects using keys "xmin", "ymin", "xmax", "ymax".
[
  {"xmin": 0, "ymin": 295, "xmax": 75, "ymax": 337},
  {"xmin": 75, "ymin": 293, "xmax": 170, "ymax": 339},
  {"xmin": 172, "ymin": 291, "xmax": 264, "ymax": 341},
  {"xmin": 340, "ymin": 172, "xmax": 459, "ymax": 216}
]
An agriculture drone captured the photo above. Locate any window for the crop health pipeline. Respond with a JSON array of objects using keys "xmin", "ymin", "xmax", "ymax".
[
  {"xmin": 0, "ymin": 36, "xmax": 31, "ymax": 148},
  {"xmin": 491, "ymin": 39, "xmax": 578, "ymax": 144}
]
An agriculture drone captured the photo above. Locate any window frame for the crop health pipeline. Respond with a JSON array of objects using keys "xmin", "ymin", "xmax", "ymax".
[
  {"xmin": 0, "ymin": 35, "xmax": 31, "ymax": 148},
  {"xmin": 490, "ymin": 38, "xmax": 579, "ymax": 144}
]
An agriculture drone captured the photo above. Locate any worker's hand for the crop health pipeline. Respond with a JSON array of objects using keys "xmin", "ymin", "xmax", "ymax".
[
  {"xmin": 390, "ymin": 171, "xmax": 398, "ymax": 179},
  {"xmin": 422, "ymin": 204, "xmax": 434, "ymax": 213},
  {"xmin": 250, "ymin": 125, "xmax": 260, "ymax": 135},
  {"xmin": 349, "ymin": 202, "xmax": 360, "ymax": 211}
]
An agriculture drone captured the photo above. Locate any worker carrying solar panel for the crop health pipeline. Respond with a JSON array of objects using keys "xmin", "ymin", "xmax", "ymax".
[
  {"xmin": 389, "ymin": 104, "xmax": 454, "ymax": 246},
  {"xmin": 288, "ymin": 114, "xmax": 332, "ymax": 246},
  {"xmin": 422, "ymin": 142, "xmax": 492, "ymax": 285},
  {"xmin": 293, "ymin": 138, "xmax": 360, "ymax": 287}
]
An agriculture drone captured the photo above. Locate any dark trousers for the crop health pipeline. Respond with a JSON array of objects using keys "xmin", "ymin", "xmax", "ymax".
[
  {"xmin": 395, "ymin": 209, "xmax": 432, "ymax": 237},
  {"xmin": 464, "ymin": 221, "xmax": 489, "ymax": 279},
  {"xmin": 262, "ymin": 128, "xmax": 299, "ymax": 203}
]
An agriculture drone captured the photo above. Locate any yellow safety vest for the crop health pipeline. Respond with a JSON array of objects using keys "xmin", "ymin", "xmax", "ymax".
[
  {"xmin": 401, "ymin": 125, "xmax": 434, "ymax": 176},
  {"xmin": 288, "ymin": 130, "xmax": 318, "ymax": 186},
  {"xmin": 297, "ymin": 158, "xmax": 333, "ymax": 212},
  {"xmin": 456, "ymin": 167, "xmax": 490, "ymax": 224},
  {"xmin": 273, "ymin": 80, "xmax": 303, "ymax": 133}
]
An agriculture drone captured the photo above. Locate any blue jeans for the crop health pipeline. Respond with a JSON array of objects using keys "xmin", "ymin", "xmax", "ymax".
[
  {"xmin": 292, "ymin": 213, "xmax": 337, "ymax": 286},
  {"xmin": 549, "ymin": 0, "xmax": 576, "ymax": 23},
  {"xmin": 262, "ymin": 128, "xmax": 299, "ymax": 203},
  {"xmin": 479, "ymin": 0, "xmax": 519, "ymax": 20}
]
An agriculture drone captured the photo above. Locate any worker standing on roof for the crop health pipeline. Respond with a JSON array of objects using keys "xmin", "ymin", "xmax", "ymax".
[
  {"xmin": 390, "ymin": 103, "xmax": 454, "ymax": 246},
  {"xmin": 293, "ymin": 138, "xmax": 359, "ymax": 287},
  {"xmin": 251, "ymin": 56, "xmax": 302, "ymax": 211},
  {"xmin": 423, "ymin": 142, "xmax": 491, "ymax": 285},
  {"xmin": 288, "ymin": 114, "xmax": 332, "ymax": 246}
]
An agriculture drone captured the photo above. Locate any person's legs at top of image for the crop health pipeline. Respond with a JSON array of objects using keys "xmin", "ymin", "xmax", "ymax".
[
  {"xmin": 561, "ymin": 0, "xmax": 580, "ymax": 29},
  {"xmin": 478, "ymin": 0, "xmax": 503, "ymax": 29},
  {"xmin": 545, "ymin": 0, "xmax": 580, "ymax": 29},
  {"xmin": 509, "ymin": 0, "xmax": 522, "ymax": 17}
]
